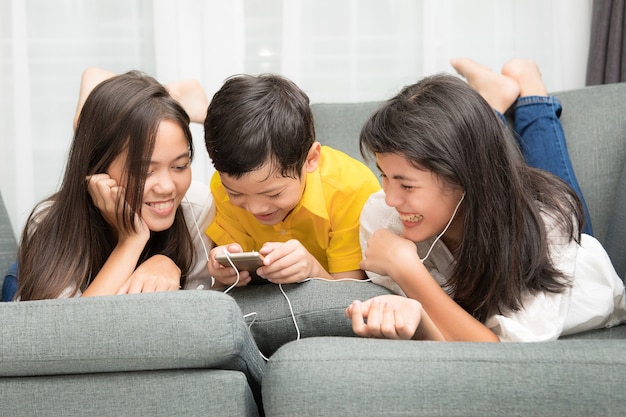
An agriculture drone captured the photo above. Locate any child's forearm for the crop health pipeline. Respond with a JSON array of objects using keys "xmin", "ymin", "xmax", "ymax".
[
  {"xmin": 81, "ymin": 237, "xmax": 145, "ymax": 297},
  {"xmin": 396, "ymin": 262, "xmax": 499, "ymax": 342},
  {"xmin": 330, "ymin": 269, "xmax": 367, "ymax": 280},
  {"xmin": 412, "ymin": 309, "xmax": 445, "ymax": 341},
  {"xmin": 308, "ymin": 257, "xmax": 334, "ymax": 280}
]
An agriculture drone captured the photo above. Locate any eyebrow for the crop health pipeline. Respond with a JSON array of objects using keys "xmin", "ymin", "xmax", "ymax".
[
  {"xmin": 149, "ymin": 151, "xmax": 190, "ymax": 164},
  {"xmin": 223, "ymin": 183, "xmax": 286, "ymax": 195},
  {"xmin": 376, "ymin": 163, "xmax": 417, "ymax": 181}
]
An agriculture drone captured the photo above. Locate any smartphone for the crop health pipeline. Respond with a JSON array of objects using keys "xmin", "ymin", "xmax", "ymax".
[{"xmin": 215, "ymin": 251, "xmax": 267, "ymax": 285}]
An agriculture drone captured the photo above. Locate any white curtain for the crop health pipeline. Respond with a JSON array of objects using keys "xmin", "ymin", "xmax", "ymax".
[
  {"xmin": 0, "ymin": 0, "xmax": 592, "ymax": 240},
  {"xmin": 1, "ymin": 0, "xmax": 158, "ymax": 239},
  {"xmin": 152, "ymin": 0, "xmax": 245, "ymax": 186}
]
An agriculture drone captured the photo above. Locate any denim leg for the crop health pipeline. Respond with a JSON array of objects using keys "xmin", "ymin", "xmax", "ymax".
[
  {"xmin": 2, "ymin": 261, "xmax": 19, "ymax": 302},
  {"xmin": 494, "ymin": 98, "xmax": 593, "ymax": 235},
  {"xmin": 511, "ymin": 96, "xmax": 593, "ymax": 235}
]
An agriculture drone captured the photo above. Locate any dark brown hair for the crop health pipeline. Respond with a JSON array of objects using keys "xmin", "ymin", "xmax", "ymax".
[
  {"xmin": 17, "ymin": 71, "xmax": 194, "ymax": 300},
  {"xmin": 360, "ymin": 74, "xmax": 584, "ymax": 322}
]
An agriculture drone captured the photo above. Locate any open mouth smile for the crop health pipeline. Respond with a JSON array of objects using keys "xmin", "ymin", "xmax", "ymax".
[
  {"xmin": 399, "ymin": 213, "xmax": 424, "ymax": 223},
  {"xmin": 146, "ymin": 199, "xmax": 175, "ymax": 215}
]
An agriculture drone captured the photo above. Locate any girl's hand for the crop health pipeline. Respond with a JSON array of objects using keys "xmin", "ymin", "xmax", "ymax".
[
  {"xmin": 360, "ymin": 229, "xmax": 421, "ymax": 279},
  {"xmin": 345, "ymin": 295, "xmax": 423, "ymax": 340},
  {"xmin": 346, "ymin": 295, "xmax": 445, "ymax": 341},
  {"xmin": 86, "ymin": 174, "xmax": 150, "ymax": 244},
  {"xmin": 208, "ymin": 244, "xmax": 252, "ymax": 287},
  {"xmin": 258, "ymin": 239, "xmax": 328, "ymax": 283},
  {"xmin": 118, "ymin": 254, "xmax": 181, "ymax": 294}
]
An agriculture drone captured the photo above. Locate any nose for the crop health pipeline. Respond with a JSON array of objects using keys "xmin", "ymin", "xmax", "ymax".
[
  {"xmin": 152, "ymin": 170, "xmax": 176, "ymax": 195},
  {"xmin": 242, "ymin": 197, "xmax": 269, "ymax": 215},
  {"xmin": 384, "ymin": 186, "xmax": 402, "ymax": 208}
]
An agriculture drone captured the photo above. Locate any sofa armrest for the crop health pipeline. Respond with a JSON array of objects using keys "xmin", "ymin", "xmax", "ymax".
[
  {"xmin": 605, "ymin": 161, "xmax": 626, "ymax": 280},
  {"xmin": 0, "ymin": 192, "xmax": 17, "ymax": 290},
  {"xmin": 263, "ymin": 336, "xmax": 626, "ymax": 417},
  {"xmin": 555, "ymin": 83, "xmax": 626, "ymax": 250},
  {"xmin": 0, "ymin": 290, "xmax": 265, "ymax": 399}
]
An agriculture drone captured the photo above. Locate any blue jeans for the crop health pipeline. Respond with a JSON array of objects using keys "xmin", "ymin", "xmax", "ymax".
[
  {"xmin": 2, "ymin": 261, "xmax": 18, "ymax": 302},
  {"xmin": 499, "ymin": 96, "xmax": 593, "ymax": 235}
]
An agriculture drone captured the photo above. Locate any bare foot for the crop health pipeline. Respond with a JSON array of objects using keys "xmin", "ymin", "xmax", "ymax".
[
  {"xmin": 450, "ymin": 58, "xmax": 520, "ymax": 114},
  {"xmin": 501, "ymin": 59, "xmax": 547, "ymax": 97},
  {"xmin": 166, "ymin": 79, "xmax": 209, "ymax": 124}
]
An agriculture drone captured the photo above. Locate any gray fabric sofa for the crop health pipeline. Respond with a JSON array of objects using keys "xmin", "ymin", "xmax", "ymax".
[
  {"xmin": 259, "ymin": 81, "xmax": 626, "ymax": 416},
  {"xmin": 2, "ymin": 80, "xmax": 625, "ymax": 416},
  {"xmin": 1, "ymin": 197, "xmax": 267, "ymax": 416}
]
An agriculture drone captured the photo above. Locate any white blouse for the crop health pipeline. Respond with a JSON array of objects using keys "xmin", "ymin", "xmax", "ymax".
[
  {"xmin": 180, "ymin": 181, "xmax": 215, "ymax": 290},
  {"xmin": 360, "ymin": 189, "xmax": 626, "ymax": 342}
]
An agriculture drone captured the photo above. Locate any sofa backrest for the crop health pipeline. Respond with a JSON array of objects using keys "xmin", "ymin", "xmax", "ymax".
[
  {"xmin": 312, "ymin": 82, "xmax": 626, "ymax": 280},
  {"xmin": 602, "ymin": 161, "xmax": 626, "ymax": 278},
  {"xmin": 554, "ymin": 83, "xmax": 626, "ymax": 279},
  {"xmin": 312, "ymin": 101, "xmax": 381, "ymax": 174}
]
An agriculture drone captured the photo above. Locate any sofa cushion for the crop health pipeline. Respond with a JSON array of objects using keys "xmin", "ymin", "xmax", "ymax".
[
  {"xmin": 560, "ymin": 322, "xmax": 626, "ymax": 339},
  {"xmin": 0, "ymin": 290, "xmax": 265, "ymax": 406},
  {"xmin": 228, "ymin": 279, "xmax": 393, "ymax": 356},
  {"xmin": 263, "ymin": 336, "xmax": 626, "ymax": 417},
  {"xmin": 1, "ymin": 369, "xmax": 259, "ymax": 417}
]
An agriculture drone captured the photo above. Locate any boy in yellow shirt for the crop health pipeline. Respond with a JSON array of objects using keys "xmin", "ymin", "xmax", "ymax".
[{"xmin": 204, "ymin": 74, "xmax": 381, "ymax": 287}]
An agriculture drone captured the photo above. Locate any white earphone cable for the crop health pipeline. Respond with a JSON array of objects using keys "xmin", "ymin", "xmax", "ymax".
[{"xmin": 420, "ymin": 192, "xmax": 464, "ymax": 262}]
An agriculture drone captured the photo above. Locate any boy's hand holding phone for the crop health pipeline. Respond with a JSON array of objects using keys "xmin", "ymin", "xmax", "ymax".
[
  {"xmin": 209, "ymin": 239, "xmax": 334, "ymax": 286},
  {"xmin": 209, "ymin": 244, "xmax": 264, "ymax": 287},
  {"xmin": 257, "ymin": 239, "xmax": 333, "ymax": 283}
]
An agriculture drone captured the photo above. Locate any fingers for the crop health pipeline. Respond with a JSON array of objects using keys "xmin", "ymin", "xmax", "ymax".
[
  {"xmin": 347, "ymin": 300, "xmax": 368, "ymax": 335},
  {"xmin": 257, "ymin": 240, "xmax": 312, "ymax": 283},
  {"xmin": 87, "ymin": 174, "xmax": 146, "ymax": 239},
  {"xmin": 225, "ymin": 244, "xmax": 243, "ymax": 254},
  {"xmin": 347, "ymin": 298, "xmax": 416, "ymax": 340},
  {"xmin": 86, "ymin": 174, "xmax": 121, "ymax": 208},
  {"xmin": 215, "ymin": 269, "xmax": 252, "ymax": 287},
  {"xmin": 117, "ymin": 275, "xmax": 180, "ymax": 295},
  {"xmin": 209, "ymin": 263, "xmax": 251, "ymax": 287},
  {"xmin": 119, "ymin": 280, "xmax": 178, "ymax": 294},
  {"xmin": 348, "ymin": 299, "xmax": 389, "ymax": 338},
  {"xmin": 392, "ymin": 308, "xmax": 416, "ymax": 339},
  {"xmin": 358, "ymin": 299, "xmax": 399, "ymax": 339},
  {"xmin": 208, "ymin": 245, "xmax": 252, "ymax": 287},
  {"xmin": 125, "ymin": 277, "xmax": 148, "ymax": 294},
  {"xmin": 86, "ymin": 173, "xmax": 117, "ymax": 190}
]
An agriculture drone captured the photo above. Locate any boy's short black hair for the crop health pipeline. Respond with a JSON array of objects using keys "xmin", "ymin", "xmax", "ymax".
[{"xmin": 204, "ymin": 73, "xmax": 315, "ymax": 179}]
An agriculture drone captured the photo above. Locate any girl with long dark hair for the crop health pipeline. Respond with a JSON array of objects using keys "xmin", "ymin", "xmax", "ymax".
[
  {"xmin": 346, "ymin": 60, "xmax": 626, "ymax": 341},
  {"xmin": 17, "ymin": 71, "xmax": 213, "ymax": 300}
]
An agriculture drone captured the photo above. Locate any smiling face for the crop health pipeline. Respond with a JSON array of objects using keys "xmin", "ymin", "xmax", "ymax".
[
  {"xmin": 107, "ymin": 119, "xmax": 192, "ymax": 232},
  {"xmin": 377, "ymin": 152, "xmax": 464, "ymax": 250},
  {"xmin": 220, "ymin": 163, "xmax": 306, "ymax": 226},
  {"xmin": 219, "ymin": 142, "xmax": 321, "ymax": 226}
]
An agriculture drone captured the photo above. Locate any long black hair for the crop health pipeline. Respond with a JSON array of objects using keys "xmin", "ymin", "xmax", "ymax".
[{"xmin": 360, "ymin": 74, "xmax": 584, "ymax": 322}]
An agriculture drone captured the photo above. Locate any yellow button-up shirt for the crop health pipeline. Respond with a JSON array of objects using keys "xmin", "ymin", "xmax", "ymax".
[{"xmin": 207, "ymin": 146, "xmax": 381, "ymax": 273}]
